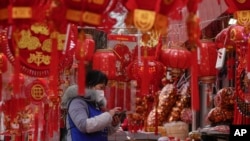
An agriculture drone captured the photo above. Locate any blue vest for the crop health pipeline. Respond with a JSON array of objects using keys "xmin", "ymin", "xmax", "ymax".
[{"xmin": 68, "ymin": 102, "xmax": 108, "ymax": 141}]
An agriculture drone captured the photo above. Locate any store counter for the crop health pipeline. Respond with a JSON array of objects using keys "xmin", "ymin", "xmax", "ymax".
[{"xmin": 108, "ymin": 130, "xmax": 161, "ymax": 141}]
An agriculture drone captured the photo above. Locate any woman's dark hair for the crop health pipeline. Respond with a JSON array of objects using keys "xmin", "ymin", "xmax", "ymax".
[{"xmin": 86, "ymin": 70, "xmax": 108, "ymax": 87}]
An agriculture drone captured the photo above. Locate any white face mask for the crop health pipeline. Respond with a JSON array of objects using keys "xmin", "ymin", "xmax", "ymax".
[
  {"xmin": 95, "ymin": 90, "xmax": 107, "ymax": 108},
  {"xmin": 95, "ymin": 90, "xmax": 106, "ymax": 103}
]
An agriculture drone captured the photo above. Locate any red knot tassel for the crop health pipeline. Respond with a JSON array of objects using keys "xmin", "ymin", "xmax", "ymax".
[
  {"xmin": 247, "ymin": 38, "xmax": 250, "ymax": 72},
  {"xmin": 49, "ymin": 36, "xmax": 59, "ymax": 97},
  {"xmin": 13, "ymin": 44, "xmax": 20, "ymax": 95},
  {"xmin": 191, "ymin": 49, "xmax": 199, "ymax": 111}
]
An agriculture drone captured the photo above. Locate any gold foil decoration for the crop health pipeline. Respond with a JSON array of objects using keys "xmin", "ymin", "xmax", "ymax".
[
  {"xmin": 66, "ymin": 9, "xmax": 82, "ymax": 22},
  {"xmin": 0, "ymin": 8, "xmax": 8, "ymax": 20},
  {"xmin": 31, "ymin": 23, "xmax": 49, "ymax": 36},
  {"xmin": 27, "ymin": 52, "xmax": 50, "ymax": 66},
  {"xmin": 31, "ymin": 84, "xmax": 45, "ymax": 101},
  {"xmin": 18, "ymin": 30, "xmax": 41, "ymax": 50},
  {"xmin": 12, "ymin": 7, "xmax": 32, "ymax": 19},
  {"xmin": 235, "ymin": 10, "xmax": 250, "ymax": 32},
  {"xmin": 153, "ymin": 13, "xmax": 168, "ymax": 35},
  {"xmin": 88, "ymin": 0, "xmax": 104, "ymax": 5},
  {"xmin": 82, "ymin": 11, "xmax": 101, "ymax": 25},
  {"xmin": 134, "ymin": 9, "xmax": 156, "ymax": 32},
  {"xmin": 65, "ymin": 9, "xmax": 101, "ymax": 25},
  {"xmin": 237, "ymin": 0, "xmax": 246, "ymax": 4}
]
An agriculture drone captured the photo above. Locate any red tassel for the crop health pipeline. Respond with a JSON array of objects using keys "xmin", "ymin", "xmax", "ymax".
[
  {"xmin": 140, "ymin": 58, "xmax": 150, "ymax": 96},
  {"xmin": 107, "ymin": 82, "xmax": 116, "ymax": 109},
  {"xmin": 49, "ymin": 37, "xmax": 59, "ymax": 97},
  {"xmin": 247, "ymin": 38, "xmax": 250, "ymax": 72},
  {"xmin": 8, "ymin": 4, "xmax": 13, "ymax": 24},
  {"xmin": 125, "ymin": 84, "xmax": 131, "ymax": 111},
  {"xmin": 191, "ymin": 49, "xmax": 199, "ymax": 111},
  {"xmin": 33, "ymin": 113, "xmax": 39, "ymax": 141},
  {"xmin": 0, "ymin": 74, "xmax": 2, "ymax": 101},
  {"xmin": 13, "ymin": 47, "xmax": 20, "ymax": 95},
  {"xmin": 78, "ymin": 57, "xmax": 85, "ymax": 96},
  {"xmin": 117, "ymin": 83, "xmax": 124, "ymax": 109}
]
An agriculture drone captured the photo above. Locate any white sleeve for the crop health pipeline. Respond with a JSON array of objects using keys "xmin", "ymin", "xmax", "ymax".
[{"xmin": 86, "ymin": 112, "xmax": 113, "ymax": 133}]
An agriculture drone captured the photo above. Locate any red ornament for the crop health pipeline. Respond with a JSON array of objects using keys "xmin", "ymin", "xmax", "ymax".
[
  {"xmin": 127, "ymin": 56, "xmax": 165, "ymax": 95},
  {"xmin": 75, "ymin": 34, "xmax": 95, "ymax": 62},
  {"xmin": 215, "ymin": 27, "xmax": 230, "ymax": 49},
  {"xmin": 228, "ymin": 25, "xmax": 247, "ymax": 45},
  {"xmin": 132, "ymin": 46, "xmax": 156, "ymax": 59},
  {"xmin": 92, "ymin": 49, "xmax": 117, "ymax": 80},
  {"xmin": 0, "ymin": 53, "xmax": 7, "ymax": 101},
  {"xmin": 160, "ymin": 46, "xmax": 192, "ymax": 69},
  {"xmin": 113, "ymin": 43, "xmax": 132, "ymax": 81},
  {"xmin": 0, "ymin": 53, "xmax": 7, "ymax": 73},
  {"xmin": 198, "ymin": 40, "xmax": 218, "ymax": 82},
  {"xmin": 225, "ymin": 0, "xmax": 250, "ymax": 13}
]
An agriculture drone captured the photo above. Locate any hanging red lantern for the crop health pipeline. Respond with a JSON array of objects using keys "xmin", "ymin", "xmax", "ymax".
[
  {"xmin": 198, "ymin": 40, "xmax": 218, "ymax": 83},
  {"xmin": 92, "ymin": 49, "xmax": 117, "ymax": 80},
  {"xmin": 75, "ymin": 34, "xmax": 95, "ymax": 63},
  {"xmin": 127, "ymin": 56, "xmax": 165, "ymax": 95},
  {"xmin": 160, "ymin": 46, "xmax": 191, "ymax": 69},
  {"xmin": 160, "ymin": 45, "xmax": 191, "ymax": 78}
]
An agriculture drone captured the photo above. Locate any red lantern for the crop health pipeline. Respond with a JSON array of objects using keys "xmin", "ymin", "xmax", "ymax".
[
  {"xmin": 198, "ymin": 40, "xmax": 218, "ymax": 83},
  {"xmin": 127, "ymin": 56, "xmax": 165, "ymax": 95},
  {"xmin": 160, "ymin": 46, "xmax": 192, "ymax": 69},
  {"xmin": 93, "ymin": 49, "xmax": 117, "ymax": 80},
  {"xmin": 75, "ymin": 34, "xmax": 95, "ymax": 62}
]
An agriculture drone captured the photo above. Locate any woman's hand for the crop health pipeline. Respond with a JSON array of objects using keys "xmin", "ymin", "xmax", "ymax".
[
  {"xmin": 109, "ymin": 107, "xmax": 121, "ymax": 126},
  {"xmin": 112, "ymin": 115, "xmax": 120, "ymax": 126},
  {"xmin": 108, "ymin": 107, "xmax": 121, "ymax": 116}
]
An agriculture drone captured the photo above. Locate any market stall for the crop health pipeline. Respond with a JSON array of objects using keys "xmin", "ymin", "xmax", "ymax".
[{"xmin": 0, "ymin": 0, "xmax": 249, "ymax": 141}]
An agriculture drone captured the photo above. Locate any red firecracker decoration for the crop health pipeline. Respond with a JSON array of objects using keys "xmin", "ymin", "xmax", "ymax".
[{"xmin": 93, "ymin": 49, "xmax": 117, "ymax": 80}]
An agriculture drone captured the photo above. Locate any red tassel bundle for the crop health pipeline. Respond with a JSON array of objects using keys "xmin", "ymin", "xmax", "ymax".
[
  {"xmin": 49, "ymin": 36, "xmax": 59, "ymax": 97},
  {"xmin": 247, "ymin": 38, "xmax": 250, "ymax": 72},
  {"xmin": 0, "ymin": 53, "xmax": 7, "ymax": 100},
  {"xmin": 191, "ymin": 50, "xmax": 199, "ymax": 111}
]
